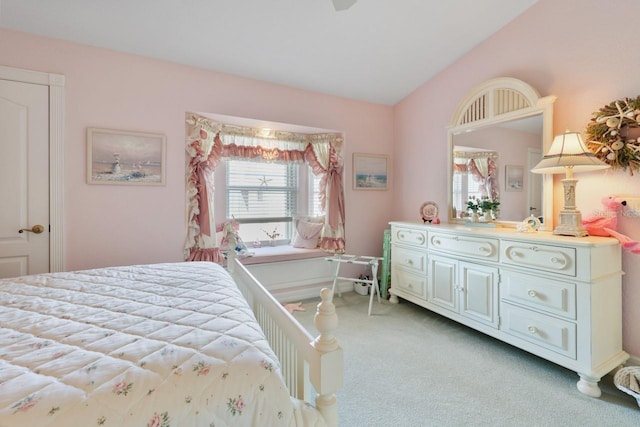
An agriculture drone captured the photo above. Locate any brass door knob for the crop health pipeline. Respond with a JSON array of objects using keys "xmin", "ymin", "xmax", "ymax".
[{"xmin": 19, "ymin": 225, "xmax": 45, "ymax": 234}]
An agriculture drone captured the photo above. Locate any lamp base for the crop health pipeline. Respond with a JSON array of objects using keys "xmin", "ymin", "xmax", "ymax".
[{"xmin": 553, "ymin": 210, "xmax": 588, "ymax": 237}]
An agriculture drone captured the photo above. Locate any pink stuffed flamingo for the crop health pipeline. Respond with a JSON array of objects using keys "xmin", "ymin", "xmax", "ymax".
[{"xmin": 582, "ymin": 196, "xmax": 640, "ymax": 253}]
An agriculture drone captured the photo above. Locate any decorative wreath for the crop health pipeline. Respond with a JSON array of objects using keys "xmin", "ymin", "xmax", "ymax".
[{"xmin": 585, "ymin": 96, "xmax": 640, "ymax": 175}]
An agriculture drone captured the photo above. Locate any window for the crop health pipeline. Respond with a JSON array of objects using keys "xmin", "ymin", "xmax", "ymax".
[
  {"xmin": 309, "ymin": 171, "xmax": 324, "ymax": 217},
  {"xmin": 226, "ymin": 160, "xmax": 321, "ymax": 243},
  {"xmin": 452, "ymin": 169, "xmax": 484, "ymax": 218}
]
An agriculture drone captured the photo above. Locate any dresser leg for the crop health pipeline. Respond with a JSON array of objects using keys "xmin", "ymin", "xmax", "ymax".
[
  {"xmin": 389, "ymin": 293, "xmax": 399, "ymax": 304},
  {"xmin": 577, "ymin": 374, "xmax": 601, "ymax": 398}
]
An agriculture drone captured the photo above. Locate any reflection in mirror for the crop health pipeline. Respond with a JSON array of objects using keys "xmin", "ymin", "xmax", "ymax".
[
  {"xmin": 451, "ymin": 114, "xmax": 543, "ymax": 222},
  {"xmin": 452, "ymin": 148, "xmax": 498, "ymax": 220},
  {"xmin": 446, "ymin": 78, "xmax": 556, "ymax": 229}
]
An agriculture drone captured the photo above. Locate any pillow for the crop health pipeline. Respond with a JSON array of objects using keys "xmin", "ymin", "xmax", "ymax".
[{"xmin": 291, "ymin": 218, "xmax": 324, "ymax": 248}]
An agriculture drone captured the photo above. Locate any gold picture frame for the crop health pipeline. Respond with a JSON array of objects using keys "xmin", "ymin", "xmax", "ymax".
[{"xmin": 87, "ymin": 128, "xmax": 166, "ymax": 185}]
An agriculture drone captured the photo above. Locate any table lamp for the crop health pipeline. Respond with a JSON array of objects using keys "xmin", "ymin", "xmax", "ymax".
[{"xmin": 531, "ymin": 131, "xmax": 610, "ymax": 237}]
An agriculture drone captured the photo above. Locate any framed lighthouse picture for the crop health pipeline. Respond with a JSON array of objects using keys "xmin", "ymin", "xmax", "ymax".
[{"xmin": 87, "ymin": 127, "xmax": 166, "ymax": 185}]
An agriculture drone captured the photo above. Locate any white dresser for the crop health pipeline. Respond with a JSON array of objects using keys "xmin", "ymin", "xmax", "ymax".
[{"xmin": 389, "ymin": 221, "xmax": 628, "ymax": 397}]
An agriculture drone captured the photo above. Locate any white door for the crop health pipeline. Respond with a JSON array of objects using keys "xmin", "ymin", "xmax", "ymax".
[{"xmin": 0, "ymin": 78, "xmax": 50, "ymax": 278}]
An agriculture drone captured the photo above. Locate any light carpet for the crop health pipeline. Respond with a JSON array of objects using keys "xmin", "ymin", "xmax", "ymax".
[{"xmin": 292, "ymin": 291, "xmax": 639, "ymax": 426}]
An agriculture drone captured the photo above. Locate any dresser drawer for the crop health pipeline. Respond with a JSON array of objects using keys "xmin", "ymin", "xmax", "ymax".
[
  {"xmin": 501, "ymin": 240, "xmax": 576, "ymax": 276},
  {"xmin": 501, "ymin": 271, "xmax": 576, "ymax": 320},
  {"xmin": 391, "ymin": 268, "xmax": 427, "ymax": 299},
  {"xmin": 429, "ymin": 232, "xmax": 499, "ymax": 262},
  {"xmin": 392, "ymin": 226, "xmax": 427, "ymax": 248},
  {"xmin": 501, "ymin": 303, "xmax": 576, "ymax": 359},
  {"xmin": 392, "ymin": 245, "xmax": 427, "ymax": 274}
]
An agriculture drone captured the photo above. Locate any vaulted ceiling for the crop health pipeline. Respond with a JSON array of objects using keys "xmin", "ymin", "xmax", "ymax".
[{"xmin": 0, "ymin": 0, "xmax": 538, "ymax": 105}]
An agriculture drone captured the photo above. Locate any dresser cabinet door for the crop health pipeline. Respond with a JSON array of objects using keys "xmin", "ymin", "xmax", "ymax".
[
  {"xmin": 460, "ymin": 261, "xmax": 499, "ymax": 328},
  {"xmin": 429, "ymin": 254, "xmax": 457, "ymax": 312}
]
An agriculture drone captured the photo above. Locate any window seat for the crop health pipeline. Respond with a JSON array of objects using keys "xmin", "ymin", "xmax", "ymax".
[
  {"xmin": 238, "ymin": 246, "xmax": 341, "ymax": 302},
  {"xmin": 239, "ymin": 246, "xmax": 328, "ymax": 265}
]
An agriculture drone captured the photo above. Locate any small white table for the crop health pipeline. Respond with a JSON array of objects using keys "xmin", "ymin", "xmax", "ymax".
[{"xmin": 325, "ymin": 254, "xmax": 382, "ymax": 316}]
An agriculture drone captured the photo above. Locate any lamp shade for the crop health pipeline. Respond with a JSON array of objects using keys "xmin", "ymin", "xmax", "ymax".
[{"xmin": 531, "ymin": 131, "xmax": 610, "ymax": 174}]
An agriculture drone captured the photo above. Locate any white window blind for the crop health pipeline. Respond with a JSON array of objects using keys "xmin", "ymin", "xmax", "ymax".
[
  {"xmin": 226, "ymin": 160, "xmax": 297, "ymax": 242},
  {"xmin": 309, "ymin": 171, "xmax": 324, "ymax": 217}
]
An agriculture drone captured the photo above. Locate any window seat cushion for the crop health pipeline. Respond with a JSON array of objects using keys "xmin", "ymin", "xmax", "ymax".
[{"xmin": 239, "ymin": 246, "xmax": 328, "ymax": 265}]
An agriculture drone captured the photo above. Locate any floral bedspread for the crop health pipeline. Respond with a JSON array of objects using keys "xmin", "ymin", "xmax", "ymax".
[{"xmin": 0, "ymin": 262, "xmax": 324, "ymax": 426}]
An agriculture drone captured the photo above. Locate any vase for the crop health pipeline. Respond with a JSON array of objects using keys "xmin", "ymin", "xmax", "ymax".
[{"xmin": 470, "ymin": 213, "xmax": 479, "ymax": 223}]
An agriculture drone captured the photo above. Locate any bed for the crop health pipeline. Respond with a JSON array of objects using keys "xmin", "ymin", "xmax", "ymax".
[{"xmin": 0, "ymin": 260, "xmax": 342, "ymax": 426}]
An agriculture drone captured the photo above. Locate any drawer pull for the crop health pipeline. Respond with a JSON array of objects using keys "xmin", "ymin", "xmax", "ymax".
[
  {"xmin": 433, "ymin": 238, "xmax": 441, "ymax": 245},
  {"xmin": 527, "ymin": 289, "xmax": 537, "ymax": 298},
  {"xmin": 510, "ymin": 250, "xmax": 523, "ymax": 258},
  {"xmin": 399, "ymin": 233, "xmax": 405, "ymax": 239},
  {"xmin": 529, "ymin": 246, "xmax": 539, "ymax": 252},
  {"xmin": 479, "ymin": 247, "xmax": 490, "ymax": 253},
  {"xmin": 550, "ymin": 257, "xmax": 565, "ymax": 264},
  {"xmin": 417, "ymin": 235, "xmax": 425, "ymax": 244},
  {"xmin": 407, "ymin": 259, "xmax": 414, "ymax": 266},
  {"xmin": 528, "ymin": 326, "xmax": 538, "ymax": 335}
]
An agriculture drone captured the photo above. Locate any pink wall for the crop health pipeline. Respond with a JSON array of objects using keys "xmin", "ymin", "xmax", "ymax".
[
  {"xmin": 0, "ymin": 28, "xmax": 394, "ymax": 271},
  {"xmin": 394, "ymin": 0, "xmax": 640, "ymax": 357}
]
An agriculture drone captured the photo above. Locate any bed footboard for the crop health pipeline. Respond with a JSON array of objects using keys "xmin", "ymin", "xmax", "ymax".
[{"xmin": 229, "ymin": 258, "xmax": 343, "ymax": 427}]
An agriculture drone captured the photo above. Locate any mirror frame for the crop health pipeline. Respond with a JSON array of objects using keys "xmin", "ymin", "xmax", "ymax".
[{"xmin": 447, "ymin": 77, "xmax": 557, "ymax": 229}]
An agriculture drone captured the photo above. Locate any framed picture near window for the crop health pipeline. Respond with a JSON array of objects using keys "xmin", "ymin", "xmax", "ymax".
[
  {"xmin": 87, "ymin": 128, "xmax": 166, "ymax": 185},
  {"xmin": 505, "ymin": 165, "xmax": 524, "ymax": 192},
  {"xmin": 353, "ymin": 153, "xmax": 389, "ymax": 190}
]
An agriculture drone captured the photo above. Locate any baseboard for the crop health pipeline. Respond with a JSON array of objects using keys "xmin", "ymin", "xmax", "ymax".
[{"xmin": 625, "ymin": 354, "xmax": 640, "ymax": 366}]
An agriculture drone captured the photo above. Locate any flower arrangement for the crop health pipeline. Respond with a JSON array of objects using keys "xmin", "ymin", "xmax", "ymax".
[
  {"xmin": 467, "ymin": 196, "xmax": 500, "ymax": 219},
  {"xmin": 585, "ymin": 96, "xmax": 640, "ymax": 175},
  {"xmin": 466, "ymin": 197, "xmax": 480, "ymax": 214}
]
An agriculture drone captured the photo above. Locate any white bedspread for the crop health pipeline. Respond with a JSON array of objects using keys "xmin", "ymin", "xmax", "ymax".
[{"xmin": 0, "ymin": 262, "xmax": 323, "ymax": 426}]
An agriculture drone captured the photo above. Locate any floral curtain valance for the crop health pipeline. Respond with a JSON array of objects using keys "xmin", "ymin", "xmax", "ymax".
[
  {"xmin": 184, "ymin": 113, "xmax": 346, "ymax": 262},
  {"xmin": 453, "ymin": 150, "xmax": 498, "ymax": 160}
]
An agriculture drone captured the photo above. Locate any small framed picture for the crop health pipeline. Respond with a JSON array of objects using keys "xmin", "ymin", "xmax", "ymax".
[
  {"xmin": 353, "ymin": 153, "xmax": 389, "ymax": 190},
  {"xmin": 87, "ymin": 128, "xmax": 166, "ymax": 185},
  {"xmin": 505, "ymin": 165, "xmax": 524, "ymax": 192}
]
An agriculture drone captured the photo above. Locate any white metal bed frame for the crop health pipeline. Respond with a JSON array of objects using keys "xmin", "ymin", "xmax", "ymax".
[{"xmin": 229, "ymin": 257, "xmax": 343, "ymax": 426}]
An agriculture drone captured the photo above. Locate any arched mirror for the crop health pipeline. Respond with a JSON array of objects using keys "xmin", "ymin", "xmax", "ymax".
[{"xmin": 447, "ymin": 78, "xmax": 556, "ymax": 229}]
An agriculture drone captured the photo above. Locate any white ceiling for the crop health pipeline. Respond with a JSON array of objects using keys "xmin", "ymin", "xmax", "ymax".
[{"xmin": 0, "ymin": 0, "xmax": 538, "ymax": 105}]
